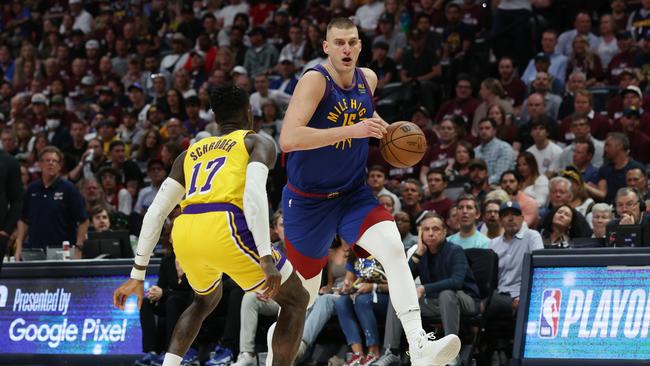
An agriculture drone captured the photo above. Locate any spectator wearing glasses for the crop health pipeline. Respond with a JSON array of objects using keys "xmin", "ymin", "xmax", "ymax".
[
  {"xmin": 606, "ymin": 187, "xmax": 650, "ymax": 245},
  {"xmin": 15, "ymin": 146, "xmax": 89, "ymax": 261}
]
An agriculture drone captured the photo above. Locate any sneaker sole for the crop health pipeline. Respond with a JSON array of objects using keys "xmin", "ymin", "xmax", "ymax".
[{"xmin": 431, "ymin": 335, "xmax": 461, "ymax": 365}]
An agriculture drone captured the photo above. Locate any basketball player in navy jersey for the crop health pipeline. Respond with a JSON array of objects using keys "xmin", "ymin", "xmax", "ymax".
[{"xmin": 277, "ymin": 18, "xmax": 460, "ymax": 366}]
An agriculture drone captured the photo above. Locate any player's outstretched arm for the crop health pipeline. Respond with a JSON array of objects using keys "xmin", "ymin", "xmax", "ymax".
[
  {"xmin": 113, "ymin": 151, "xmax": 187, "ymax": 310},
  {"xmin": 279, "ymin": 71, "xmax": 387, "ymax": 152},
  {"xmin": 244, "ymin": 134, "xmax": 281, "ymax": 297}
]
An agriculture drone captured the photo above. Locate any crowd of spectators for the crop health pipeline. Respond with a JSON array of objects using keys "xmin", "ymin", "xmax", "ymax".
[{"xmin": 3, "ymin": 0, "xmax": 650, "ymax": 365}]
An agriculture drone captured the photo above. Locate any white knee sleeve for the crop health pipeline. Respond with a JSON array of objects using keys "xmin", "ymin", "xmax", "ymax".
[
  {"xmin": 298, "ymin": 272, "xmax": 322, "ymax": 309},
  {"xmin": 357, "ymin": 221, "xmax": 423, "ymax": 337}
]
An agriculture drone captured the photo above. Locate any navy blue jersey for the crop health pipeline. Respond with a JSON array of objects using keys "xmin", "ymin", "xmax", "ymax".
[{"xmin": 286, "ymin": 65, "xmax": 374, "ymax": 193}]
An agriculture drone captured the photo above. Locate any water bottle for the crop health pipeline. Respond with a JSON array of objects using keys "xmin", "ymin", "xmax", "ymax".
[
  {"xmin": 85, "ymin": 149, "xmax": 94, "ymax": 163},
  {"xmin": 62, "ymin": 241, "xmax": 70, "ymax": 260}
]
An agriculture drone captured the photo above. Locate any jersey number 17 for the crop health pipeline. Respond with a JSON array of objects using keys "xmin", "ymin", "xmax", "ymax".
[{"xmin": 187, "ymin": 157, "xmax": 227, "ymax": 197}]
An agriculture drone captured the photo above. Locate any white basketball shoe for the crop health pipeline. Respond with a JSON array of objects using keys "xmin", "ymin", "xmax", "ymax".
[{"xmin": 409, "ymin": 331, "xmax": 461, "ymax": 366}]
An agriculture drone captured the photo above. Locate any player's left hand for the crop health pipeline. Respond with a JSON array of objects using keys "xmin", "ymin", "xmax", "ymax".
[
  {"xmin": 364, "ymin": 117, "xmax": 389, "ymax": 130},
  {"xmin": 260, "ymin": 255, "xmax": 281, "ymax": 298},
  {"xmin": 113, "ymin": 279, "xmax": 145, "ymax": 310}
]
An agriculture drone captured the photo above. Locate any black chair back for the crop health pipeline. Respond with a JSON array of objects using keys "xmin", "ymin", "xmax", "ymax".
[{"xmin": 464, "ymin": 248, "xmax": 499, "ymax": 301}]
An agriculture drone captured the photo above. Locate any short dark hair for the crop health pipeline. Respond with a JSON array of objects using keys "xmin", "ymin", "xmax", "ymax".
[
  {"xmin": 484, "ymin": 199, "xmax": 503, "ymax": 212},
  {"xmin": 90, "ymin": 204, "xmax": 110, "ymax": 218},
  {"xmin": 571, "ymin": 112, "xmax": 590, "ymax": 124},
  {"xmin": 574, "ymin": 138, "xmax": 595, "ymax": 156},
  {"xmin": 456, "ymin": 73, "xmax": 472, "ymax": 86},
  {"xmin": 478, "ymin": 117, "xmax": 497, "ymax": 129},
  {"xmin": 542, "ymin": 29, "xmax": 558, "ymax": 37},
  {"xmin": 209, "ymin": 85, "xmax": 250, "ymax": 126},
  {"xmin": 109, "ymin": 140, "xmax": 126, "ymax": 151},
  {"xmin": 368, "ymin": 165, "xmax": 387, "ymax": 176},
  {"xmin": 202, "ymin": 13, "xmax": 216, "ymax": 21},
  {"xmin": 185, "ymin": 95, "xmax": 200, "ymax": 106},
  {"xmin": 530, "ymin": 117, "xmax": 549, "ymax": 131},
  {"xmin": 427, "ymin": 168, "xmax": 448, "ymax": 182},
  {"xmin": 456, "ymin": 193, "xmax": 480, "ymax": 212},
  {"xmin": 500, "ymin": 169, "xmax": 522, "ymax": 183}
]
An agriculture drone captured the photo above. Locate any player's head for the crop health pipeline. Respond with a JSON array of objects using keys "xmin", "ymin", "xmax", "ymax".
[
  {"xmin": 324, "ymin": 17, "xmax": 361, "ymax": 73},
  {"xmin": 209, "ymin": 84, "xmax": 252, "ymax": 129}
]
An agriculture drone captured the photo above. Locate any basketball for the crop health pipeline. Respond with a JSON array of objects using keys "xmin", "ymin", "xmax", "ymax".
[{"xmin": 379, "ymin": 121, "xmax": 428, "ymax": 168}]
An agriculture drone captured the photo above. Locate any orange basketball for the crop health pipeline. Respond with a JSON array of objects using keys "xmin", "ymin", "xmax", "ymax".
[{"xmin": 379, "ymin": 121, "xmax": 427, "ymax": 168}]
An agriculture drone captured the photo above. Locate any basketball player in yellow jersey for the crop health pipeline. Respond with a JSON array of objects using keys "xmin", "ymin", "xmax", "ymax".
[{"xmin": 113, "ymin": 85, "xmax": 308, "ymax": 366}]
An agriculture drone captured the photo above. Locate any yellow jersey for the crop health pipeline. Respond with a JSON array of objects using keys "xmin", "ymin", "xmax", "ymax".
[{"xmin": 180, "ymin": 130, "xmax": 252, "ymax": 210}]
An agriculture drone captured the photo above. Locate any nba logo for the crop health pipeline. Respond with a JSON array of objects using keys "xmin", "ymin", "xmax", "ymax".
[{"xmin": 539, "ymin": 288, "xmax": 561, "ymax": 338}]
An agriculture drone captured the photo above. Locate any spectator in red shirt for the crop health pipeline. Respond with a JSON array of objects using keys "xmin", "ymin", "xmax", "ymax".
[
  {"xmin": 422, "ymin": 168, "xmax": 454, "ymax": 219},
  {"xmin": 566, "ymin": 35, "xmax": 604, "ymax": 88},
  {"xmin": 420, "ymin": 116, "xmax": 462, "ymax": 188},
  {"xmin": 619, "ymin": 106, "xmax": 650, "ymax": 164},
  {"xmin": 612, "ymin": 85, "xmax": 650, "ymax": 135},
  {"xmin": 434, "ymin": 74, "xmax": 480, "ymax": 124},
  {"xmin": 607, "ymin": 70, "xmax": 650, "ymax": 120},
  {"xmin": 611, "ymin": 0, "xmax": 630, "ymax": 31},
  {"xmin": 607, "ymin": 31, "xmax": 638, "ymax": 86},
  {"xmin": 498, "ymin": 56, "xmax": 527, "ymax": 108},
  {"xmin": 559, "ymin": 89, "xmax": 611, "ymax": 143}
]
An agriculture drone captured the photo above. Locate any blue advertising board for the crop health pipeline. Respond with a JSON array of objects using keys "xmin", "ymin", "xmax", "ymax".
[
  {"xmin": 0, "ymin": 274, "xmax": 155, "ymax": 356},
  {"xmin": 523, "ymin": 266, "xmax": 650, "ymax": 360}
]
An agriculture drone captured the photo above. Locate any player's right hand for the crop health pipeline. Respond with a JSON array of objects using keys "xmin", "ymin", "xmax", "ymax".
[
  {"xmin": 415, "ymin": 227, "xmax": 427, "ymax": 257},
  {"xmin": 113, "ymin": 279, "xmax": 145, "ymax": 310},
  {"xmin": 349, "ymin": 119, "xmax": 387, "ymax": 139},
  {"xmin": 259, "ymin": 255, "xmax": 281, "ymax": 298}
]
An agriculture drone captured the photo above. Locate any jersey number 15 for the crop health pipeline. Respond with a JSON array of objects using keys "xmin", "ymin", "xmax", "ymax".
[{"xmin": 187, "ymin": 157, "xmax": 227, "ymax": 197}]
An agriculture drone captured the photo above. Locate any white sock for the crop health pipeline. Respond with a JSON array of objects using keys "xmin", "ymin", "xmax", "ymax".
[
  {"xmin": 266, "ymin": 322, "xmax": 277, "ymax": 366},
  {"xmin": 162, "ymin": 353, "xmax": 182, "ymax": 366},
  {"xmin": 298, "ymin": 271, "xmax": 322, "ymax": 309},
  {"xmin": 357, "ymin": 221, "xmax": 424, "ymax": 346}
]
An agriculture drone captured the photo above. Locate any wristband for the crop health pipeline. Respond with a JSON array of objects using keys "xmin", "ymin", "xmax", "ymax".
[
  {"xmin": 130, "ymin": 267, "xmax": 146, "ymax": 281},
  {"xmin": 412, "ymin": 252, "xmax": 422, "ymax": 260}
]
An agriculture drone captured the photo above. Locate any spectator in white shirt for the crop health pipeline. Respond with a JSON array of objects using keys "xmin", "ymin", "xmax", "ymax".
[
  {"xmin": 249, "ymin": 74, "xmax": 291, "ymax": 117},
  {"xmin": 526, "ymin": 119, "xmax": 562, "ymax": 176},
  {"xmin": 353, "ymin": 0, "xmax": 385, "ymax": 36},
  {"xmin": 67, "ymin": 0, "xmax": 94, "ymax": 35},
  {"xmin": 217, "ymin": 0, "xmax": 250, "ymax": 29}
]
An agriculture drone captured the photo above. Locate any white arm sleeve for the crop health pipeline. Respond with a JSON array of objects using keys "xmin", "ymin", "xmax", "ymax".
[
  {"xmin": 130, "ymin": 178, "xmax": 185, "ymax": 280},
  {"xmin": 243, "ymin": 162, "xmax": 273, "ymax": 258}
]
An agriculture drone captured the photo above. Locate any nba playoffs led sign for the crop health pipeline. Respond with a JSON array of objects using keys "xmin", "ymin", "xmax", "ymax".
[
  {"xmin": 0, "ymin": 275, "xmax": 153, "ymax": 355},
  {"xmin": 524, "ymin": 266, "xmax": 650, "ymax": 359}
]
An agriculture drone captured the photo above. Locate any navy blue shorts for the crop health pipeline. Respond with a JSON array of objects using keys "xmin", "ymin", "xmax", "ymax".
[{"xmin": 281, "ymin": 184, "xmax": 393, "ymax": 279}]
